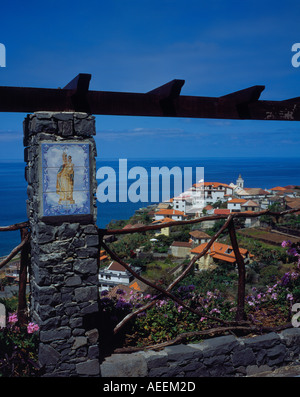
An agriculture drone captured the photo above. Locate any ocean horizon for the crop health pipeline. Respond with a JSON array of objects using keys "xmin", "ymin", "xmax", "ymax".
[{"xmin": 0, "ymin": 156, "xmax": 299, "ymax": 256}]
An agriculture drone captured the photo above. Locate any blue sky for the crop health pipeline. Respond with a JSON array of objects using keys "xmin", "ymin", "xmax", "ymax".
[{"xmin": 0, "ymin": 0, "xmax": 300, "ymax": 160}]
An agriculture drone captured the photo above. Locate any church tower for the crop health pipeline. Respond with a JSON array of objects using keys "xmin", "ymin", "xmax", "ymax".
[{"xmin": 236, "ymin": 174, "xmax": 244, "ymax": 189}]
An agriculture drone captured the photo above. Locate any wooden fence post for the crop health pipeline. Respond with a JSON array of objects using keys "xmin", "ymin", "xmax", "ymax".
[
  {"xmin": 228, "ymin": 219, "xmax": 246, "ymax": 322},
  {"xmin": 17, "ymin": 227, "xmax": 30, "ymax": 327}
]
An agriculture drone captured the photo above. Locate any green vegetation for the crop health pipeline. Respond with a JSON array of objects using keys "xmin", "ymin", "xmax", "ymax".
[
  {"xmin": 0, "ymin": 296, "xmax": 40, "ymax": 377},
  {"xmin": 100, "ymin": 207, "xmax": 300, "ymax": 351},
  {"xmin": 3, "ymin": 204, "xmax": 300, "ymax": 371}
]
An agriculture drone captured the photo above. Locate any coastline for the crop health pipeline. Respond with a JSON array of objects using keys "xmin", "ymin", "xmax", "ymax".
[{"xmin": 0, "ymin": 156, "xmax": 300, "ymax": 256}]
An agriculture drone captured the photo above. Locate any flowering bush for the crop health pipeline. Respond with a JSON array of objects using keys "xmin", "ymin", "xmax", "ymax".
[
  {"xmin": 0, "ymin": 312, "xmax": 40, "ymax": 377},
  {"xmin": 281, "ymin": 240, "xmax": 300, "ymax": 267},
  {"xmin": 128, "ymin": 286, "xmax": 237, "ymax": 346},
  {"xmin": 244, "ymin": 240, "xmax": 300, "ymax": 327},
  {"xmin": 99, "ymin": 284, "xmax": 236, "ymax": 348},
  {"xmin": 99, "ymin": 240, "xmax": 300, "ymax": 350}
]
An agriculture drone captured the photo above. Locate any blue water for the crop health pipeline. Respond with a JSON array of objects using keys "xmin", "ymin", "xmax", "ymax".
[{"xmin": 0, "ymin": 157, "xmax": 299, "ymax": 256}]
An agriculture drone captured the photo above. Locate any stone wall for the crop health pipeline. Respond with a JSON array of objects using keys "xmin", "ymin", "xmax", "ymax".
[
  {"xmin": 24, "ymin": 112, "xmax": 100, "ymax": 376},
  {"xmin": 100, "ymin": 328, "xmax": 300, "ymax": 377}
]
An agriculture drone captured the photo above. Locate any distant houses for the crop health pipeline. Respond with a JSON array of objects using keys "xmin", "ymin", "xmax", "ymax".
[
  {"xmin": 98, "ymin": 175, "xmax": 300, "ymax": 295},
  {"xmin": 190, "ymin": 242, "xmax": 253, "ymax": 271},
  {"xmin": 152, "ymin": 217, "xmax": 176, "ymax": 237},
  {"xmin": 170, "ymin": 241, "xmax": 193, "ymax": 258},
  {"xmin": 158, "ymin": 174, "xmax": 300, "ymax": 230},
  {"xmin": 154, "ymin": 208, "xmax": 186, "ymax": 221},
  {"xmin": 241, "ymin": 199, "xmax": 260, "ymax": 212},
  {"xmin": 189, "ymin": 181, "xmax": 233, "ymax": 207},
  {"xmin": 189, "ymin": 230, "xmax": 211, "ymax": 245},
  {"xmin": 227, "ymin": 198, "xmax": 247, "ymax": 212}
]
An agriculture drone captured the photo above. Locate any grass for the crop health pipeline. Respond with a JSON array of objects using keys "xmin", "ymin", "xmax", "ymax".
[{"xmin": 142, "ymin": 260, "xmax": 175, "ymax": 280}]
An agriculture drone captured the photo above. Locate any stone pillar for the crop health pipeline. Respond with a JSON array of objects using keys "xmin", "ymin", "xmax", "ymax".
[{"xmin": 23, "ymin": 112, "xmax": 100, "ymax": 377}]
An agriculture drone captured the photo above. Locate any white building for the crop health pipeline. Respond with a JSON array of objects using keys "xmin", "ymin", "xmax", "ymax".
[
  {"xmin": 99, "ymin": 261, "xmax": 141, "ymax": 292},
  {"xmin": 227, "ymin": 198, "xmax": 247, "ymax": 212},
  {"xmin": 190, "ymin": 182, "xmax": 233, "ymax": 207},
  {"xmin": 171, "ymin": 195, "xmax": 193, "ymax": 214},
  {"xmin": 154, "ymin": 208, "xmax": 186, "ymax": 221}
]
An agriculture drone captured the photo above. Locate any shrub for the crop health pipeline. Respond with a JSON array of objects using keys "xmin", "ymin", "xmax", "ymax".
[{"xmin": 0, "ymin": 313, "xmax": 40, "ymax": 377}]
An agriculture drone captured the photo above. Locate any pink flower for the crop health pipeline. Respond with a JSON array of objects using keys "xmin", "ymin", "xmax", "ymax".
[
  {"xmin": 209, "ymin": 308, "xmax": 221, "ymax": 314},
  {"xmin": 157, "ymin": 300, "xmax": 167, "ymax": 307},
  {"xmin": 287, "ymin": 247, "xmax": 298, "ymax": 257},
  {"xmin": 8, "ymin": 313, "xmax": 18, "ymax": 324},
  {"xmin": 177, "ymin": 306, "xmax": 183, "ymax": 313},
  {"xmin": 287, "ymin": 293, "xmax": 293, "ymax": 300},
  {"xmin": 27, "ymin": 322, "xmax": 39, "ymax": 334},
  {"xmin": 291, "ymin": 272, "xmax": 299, "ymax": 279}
]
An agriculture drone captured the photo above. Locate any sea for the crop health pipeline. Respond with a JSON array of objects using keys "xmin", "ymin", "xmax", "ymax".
[{"xmin": 0, "ymin": 156, "xmax": 299, "ymax": 256}]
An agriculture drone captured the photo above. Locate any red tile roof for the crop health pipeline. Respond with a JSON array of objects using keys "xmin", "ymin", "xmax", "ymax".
[
  {"xmin": 107, "ymin": 261, "xmax": 127, "ymax": 272},
  {"xmin": 189, "ymin": 230, "xmax": 211, "ymax": 239},
  {"xmin": 214, "ymin": 209, "xmax": 231, "ymax": 215},
  {"xmin": 193, "ymin": 182, "xmax": 232, "ymax": 189},
  {"xmin": 270, "ymin": 186, "xmax": 286, "ymax": 191},
  {"xmin": 155, "ymin": 209, "xmax": 186, "ymax": 216},
  {"xmin": 242, "ymin": 200, "xmax": 259, "ymax": 207},
  {"xmin": 228, "ymin": 198, "xmax": 247, "ymax": 204},
  {"xmin": 171, "ymin": 241, "xmax": 193, "ymax": 248},
  {"xmin": 152, "ymin": 216, "xmax": 176, "ymax": 224},
  {"xmin": 244, "ymin": 188, "xmax": 269, "ymax": 195},
  {"xmin": 191, "ymin": 242, "xmax": 251, "ymax": 264}
]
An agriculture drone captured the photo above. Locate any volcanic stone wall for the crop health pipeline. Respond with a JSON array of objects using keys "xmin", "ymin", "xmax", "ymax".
[{"xmin": 100, "ymin": 329, "xmax": 300, "ymax": 377}]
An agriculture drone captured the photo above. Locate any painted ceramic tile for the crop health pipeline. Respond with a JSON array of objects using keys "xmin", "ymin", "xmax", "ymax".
[{"xmin": 41, "ymin": 142, "xmax": 91, "ymax": 216}]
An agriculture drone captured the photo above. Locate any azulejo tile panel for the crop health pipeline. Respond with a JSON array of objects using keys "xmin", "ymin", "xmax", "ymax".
[{"xmin": 41, "ymin": 142, "xmax": 91, "ymax": 216}]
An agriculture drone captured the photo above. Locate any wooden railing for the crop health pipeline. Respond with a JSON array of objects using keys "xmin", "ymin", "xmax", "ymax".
[
  {"xmin": 0, "ymin": 207, "xmax": 299, "ymax": 350},
  {"xmin": 98, "ymin": 206, "xmax": 300, "ymax": 350},
  {"xmin": 0, "ymin": 221, "xmax": 30, "ymax": 326}
]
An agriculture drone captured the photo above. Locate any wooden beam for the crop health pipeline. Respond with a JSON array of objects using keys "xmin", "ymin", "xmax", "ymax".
[
  {"xmin": 147, "ymin": 79, "xmax": 185, "ymax": 97},
  {"xmin": 219, "ymin": 85, "xmax": 265, "ymax": 118},
  {"xmin": 0, "ymin": 75, "xmax": 300, "ymax": 121},
  {"xmin": 147, "ymin": 79, "xmax": 185, "ymax": 116},
  {"xmin": 63, "ymin": 73, "xmax": 91, "ymax": 113},
  {"xmin": 63, "ymin": 73, "xmax": 91, "ymax": 91},
  {"xmin": 220, "ymin": 85, "xmax": 265, "ymax": 103}
]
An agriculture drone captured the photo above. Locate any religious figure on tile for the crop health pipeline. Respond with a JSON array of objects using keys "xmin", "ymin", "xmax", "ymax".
[{"xmin": 56, "ymin": 152, "xmax": 75, "ymax": 204}]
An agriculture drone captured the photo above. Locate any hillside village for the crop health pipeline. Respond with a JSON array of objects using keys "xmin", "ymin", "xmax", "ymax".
[
  {"xmin": 98, "ymin": 174, "xmax": 300, "ymax": 297},
  {"xmin": 2, "ymin": 174, "xmax": 299, "ymax": 299}
]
